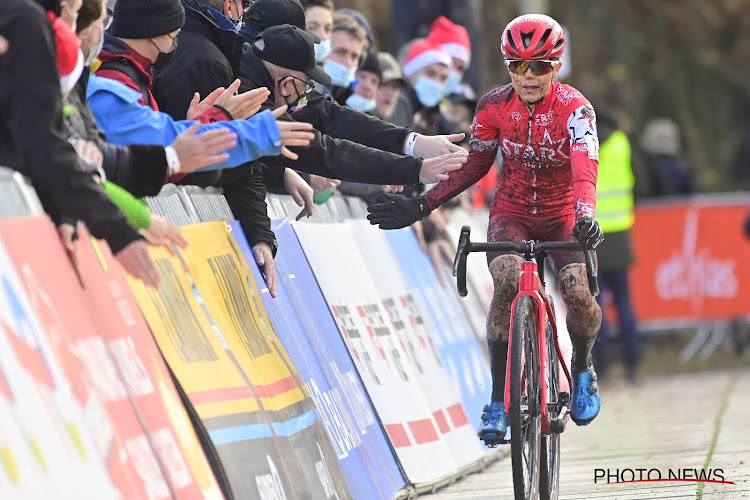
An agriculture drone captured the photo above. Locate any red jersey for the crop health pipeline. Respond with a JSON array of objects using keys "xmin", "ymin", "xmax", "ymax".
[{"xmin": 425, "ymin": 82, "xmax": 599, "ymax": 220}]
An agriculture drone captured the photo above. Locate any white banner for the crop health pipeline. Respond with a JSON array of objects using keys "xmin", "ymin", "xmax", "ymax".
[{"xmin": 294, "ymin": 222, "xmax": 457, "ymax": 485}]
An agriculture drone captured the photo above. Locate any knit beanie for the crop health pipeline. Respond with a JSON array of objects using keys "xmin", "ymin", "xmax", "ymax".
[
  {"xmin": 109, "ymin": 0, "xmax": 185, "ymax": 39},
  {"xmin": 359, "ymin": 50, "xmax": 382, "ymax": 81}
]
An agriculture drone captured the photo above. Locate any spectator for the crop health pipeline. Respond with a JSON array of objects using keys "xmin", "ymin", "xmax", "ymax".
[
  {"xmin": 426, "ymin": 15, "xmax": 471, "ymax": 97},
  {"xmin": 592, "ymin": 112, "xmax": 643, "ymax": 383},
  {"xmin": 639, "ymin": 118, "xmax": 694, "ymax": 197},
  {"xmin": 389, "ymin": 39, "xmax": 451, "ymax": 129},
  {"xmin": 322, "ymin": 13, "xmax": 366, "ymax": 105},
  {"xmin": 0, "ymin": 0, "xmax": 159, "ymax": 287},
  {"xmin": 86, "ymin": 0, "xmax": 314, "ymax": 173},
  {"xmin": 345, "ymin": 50, "xmax": 380, "ymax": 113},
  {"xmin": 301, "ymin": 0, "xmax": 333, "ymax": 62},
  {"xmin": 440, "ymin": 84, "xmax": 476, "ymax": 138},
  {"xmin": 240, "ymin": 0, "xmax": 305, "ymax": 43},
  {"xmin": 375, "ymin": 51, "xmax": 408, "ymax": 124}
]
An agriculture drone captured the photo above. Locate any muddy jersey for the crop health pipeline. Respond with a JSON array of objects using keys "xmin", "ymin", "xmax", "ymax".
[{"xmin": 425, "ymin": 82, "xmax": 599, "ymax": 220}]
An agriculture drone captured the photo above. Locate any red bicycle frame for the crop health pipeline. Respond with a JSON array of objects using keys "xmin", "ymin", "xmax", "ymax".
[{"xmin": 503, "ymin": 258, "xmax": 573, "ymax": 434}]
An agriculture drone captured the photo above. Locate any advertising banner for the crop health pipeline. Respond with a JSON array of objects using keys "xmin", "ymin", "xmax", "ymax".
[
  {"xmin": 349, "ymin": 220, "xmax": 485, "ymax": 468},
  {"xmin": 631, "ymin": 201, "xmax": 750, "ymax": 324},
  {"xmin": 294, "ymin": 222, "xmax": 458, "ymax": 485},
  {"xmin": 76, "ymin": 229, "xmax": 223, "ymax": 500},
  {"xmin": 385, "ymin": 228, "xmax": 492, "ymax": 434},
  {"xmin": 243, "ymin": 220, "xmax": 406, "ymax": 500},
  {"xmin": 179, "ymin": 222, "xmax": 349, "ymax": 500},
  {"xmin": 0, "ymin": 229, "xmax": 118, "ymax": 499}
]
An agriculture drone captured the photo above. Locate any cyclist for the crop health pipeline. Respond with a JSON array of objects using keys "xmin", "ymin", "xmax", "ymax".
[{"xmin": 367, "ymin": 14, "xmax": 604, "ymax": 445}]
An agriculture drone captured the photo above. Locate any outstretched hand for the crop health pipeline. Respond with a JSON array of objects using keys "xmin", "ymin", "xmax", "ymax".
[
  {"xmin": 272, "ymin": 106, "xmax": 315, "ymax": 160},
  {"xmin": 419, "ymin": 151, "xmax": 468, "ymax": 183},
  {"xmin": 412, "ymin": 133, "xmax": 468, "ymax": 159},
  {"xmin": 367, "ymin": 193, "xmax": 432, "ymax": 230}
]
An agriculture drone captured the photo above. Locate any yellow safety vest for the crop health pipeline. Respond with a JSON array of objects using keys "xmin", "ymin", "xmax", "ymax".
[{"xmin": 596, "ymin": 130, "xmax": 635, "ymax": 233}]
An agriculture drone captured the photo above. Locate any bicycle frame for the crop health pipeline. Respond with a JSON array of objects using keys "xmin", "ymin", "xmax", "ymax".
[{"xmin": 504, "ymin": 257, "xmax": 572, "ymax": 435}]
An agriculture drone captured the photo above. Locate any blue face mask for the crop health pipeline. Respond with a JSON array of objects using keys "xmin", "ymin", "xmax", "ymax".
[
  {"xmin": 442, "ymin": 71, "xmax": 461, "ymax": 97},
  {"xmin": 346, "ymin": 93, "xmax": 377, "ymax": 112},
  {"xmin": 323, "ymin": 59, "xmax": 357, "ymax": 87},
  {"xmin": 314, "ymin": 39, "xmax": 332, "ymax": 63},
  {"xmin": 413, "ymin": 76, "xmax": 444, "ymax": 107}
]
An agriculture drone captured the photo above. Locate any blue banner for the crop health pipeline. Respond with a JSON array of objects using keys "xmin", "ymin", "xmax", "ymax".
[
  {"xmin": 230, "ymin": 220, "xmax": 405, "ymax": 500},
  {"xmin": 385, "ymin": 228, "xmax": 491, "ymax": 433}
]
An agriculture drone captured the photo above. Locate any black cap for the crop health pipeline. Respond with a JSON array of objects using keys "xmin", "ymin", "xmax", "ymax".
[
  {"xmin": 109, "ymin": 0, "xmax": 185, "ymax": 39},
  {"xmin": 253, "ymin": 24, "xmax": 332, "ymax": 86},
  {"xmin": 358, "ymin": 50, "xmax": 382, "ymax": 81},
  {"xmin": 244, "ymin": 0, "xmax": 305, "ymax": 33}
]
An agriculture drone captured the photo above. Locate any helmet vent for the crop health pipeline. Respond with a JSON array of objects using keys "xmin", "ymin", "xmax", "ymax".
[
  {"xmin": 536, "ymin": 28, "xmax": 552, "ymax": 52},
  {"xmin": 520, "ymin": 30, "xmax": 534, "ymax": 49},
  {"xmin": 506, "ymin": 30, "xmax": 518, "ymax": 52}
]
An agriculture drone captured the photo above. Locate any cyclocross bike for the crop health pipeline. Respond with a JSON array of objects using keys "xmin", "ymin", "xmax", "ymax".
[{"xmin": 453, "ymin": 225, "xmax": 599, "ymax": 500}]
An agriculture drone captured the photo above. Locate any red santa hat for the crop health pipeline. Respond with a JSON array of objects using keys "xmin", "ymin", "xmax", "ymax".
[
  {"xmin": 426, "ymin": 16, "xmax": 471, "ymax": 68},
  {"xmin": 49, "ymin": 13, "xmax": 84, "ymax": 94},
  {"xmin": 402, "ymin": 39, "xmax": 452, "ymax": 78}
]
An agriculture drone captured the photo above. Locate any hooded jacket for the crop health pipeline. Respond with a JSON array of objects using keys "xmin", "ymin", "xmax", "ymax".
[{"xmin": 0, "ymin": 0, "xmax": 141, "ymax": 253}]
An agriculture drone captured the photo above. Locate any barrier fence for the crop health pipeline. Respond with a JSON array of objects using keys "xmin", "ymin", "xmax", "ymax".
[{"xmin": 1, "ymin": 168, "xmax": 747, "ymax": 499}]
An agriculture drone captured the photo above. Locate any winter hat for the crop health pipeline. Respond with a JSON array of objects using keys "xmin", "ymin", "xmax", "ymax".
[
  {"xmin": 244, "ymin": 0, "xmax": 305, "ymax": 33},
  {"xmin": 49, "ymin": 13, "xmax": 84, "ymax": 94},
  {"xmin": 377, "ymin": 51, "xmax": 407, "ymax": 86},
  {"xmin": 426, "ymin": 16, "xmax": 471, "ymax": 68},
  {"xmin": 358, "ymin": 50, "xmax": 382, "ymax": 81},
  {"xmin": 109, "ymin": 0, "xmax": 185, "ymax": 39},
  {"xmin": 335, "ymin": 8, "xmax": 374, "ymax": 47},
  {"xmin": 402, "ymin": 39, "xmax": 452, "ymax": 78}
]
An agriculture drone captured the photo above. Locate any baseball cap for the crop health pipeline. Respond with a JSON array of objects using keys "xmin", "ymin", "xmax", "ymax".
[
  {"xmin": 244, "ymin": 0, "xmax": 305, "ymax": 32},
  {"xmin": 253, "ymin": 24, "xmax": 332, "ymax": 86},
  {"xmin": 377, "ymin": 52, "xmax": 407, "ymax": 86}
]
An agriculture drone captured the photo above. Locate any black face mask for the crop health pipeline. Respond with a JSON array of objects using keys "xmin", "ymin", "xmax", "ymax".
[
  {"xmin": 277, "ymin": 75, "xmax": 304, "ymax": 108},
  {"xmin": 152, "ymin": 35, "xmax": 178, "ymax": 70}
]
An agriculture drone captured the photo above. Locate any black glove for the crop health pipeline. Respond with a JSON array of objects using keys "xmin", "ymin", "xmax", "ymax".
[
  {"xmin": 573, "ymin": 216, "xmax": 604, "ymax": 250},
  {"xmin": 367, "ymin": 193, "xmax": 432, "ymax": 230}
]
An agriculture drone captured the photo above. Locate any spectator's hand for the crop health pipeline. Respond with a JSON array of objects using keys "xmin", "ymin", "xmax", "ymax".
[
  {"xmin": 186, "ymin": 86, "xmax": 227, "ymax": 120},
  {"xmin": 115, "ymin": 240, "xmax": 160, "ymax": 288},
  {"xmin": 0, "ymin": 36, "xmax": 8, "ymax": 56},
  {"xmin": 383, "ymin": 185, "xmax": 404, "ymax": 193},
  {"xmin": 309, "ymin": 174, "xmax": 341, "ymax": 194},
  {"xmin": 283, "ymin": 169, "xmax": 314, "ymax": 220},
  {"xmin": 213, "ymin": 80, "xmax": 270, "ymax": 120},
  {"xmin": 170, "ymin": 123, "xmax": 237, "ymax": 173},
  {"xmin": 73, "ymin": 139, "xmax": 103, "ymax": 168},
  {"xmin": 367, "ymin": 193, "xmax": 431, "ymax": 230},
  {"xmin": 419, "ymin": 151, "xmax": 467, "ymax": 183},
  {"xmin": 573, "ymin": 216, "xmax": 604, "ymax": 250},
  {"xmin": 252, "ymin": 242, "xmax": 277, "ymax": 298},
  {"xmin": 412, "ymin": 133, "xmax": 468, "ymax": 159},
  {"xmin": 271, "ymin": 106, "xmax": 315, "ymax": 160},
  {"xmin": 140, "ymin": 216, "xmax": 188, "ymax": 250}
]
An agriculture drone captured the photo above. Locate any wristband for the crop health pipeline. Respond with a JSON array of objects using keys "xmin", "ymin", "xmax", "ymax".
[
  {"xmin": 404, "ymin": 132, "xmax": 418, "ymax": 156},
  {"xmin": 164, "ymin": 145, "xmax": 181, "ymax": 176}
]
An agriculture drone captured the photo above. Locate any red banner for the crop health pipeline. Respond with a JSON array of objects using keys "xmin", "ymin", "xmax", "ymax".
[{"xmin": 630, "ymin": 200, "xmax": 750, "ymax": 324}]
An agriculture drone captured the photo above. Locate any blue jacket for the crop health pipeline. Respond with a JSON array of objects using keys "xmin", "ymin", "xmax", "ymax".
[{"xmin": 87, "ymin": 73, "xmax": 281, "ymax": 171}]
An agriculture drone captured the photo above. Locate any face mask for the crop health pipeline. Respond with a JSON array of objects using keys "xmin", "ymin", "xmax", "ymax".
[
  {"xmin": 314, "ymin": 39, "xmax": 331, "ymax": 63},
  {"xmin": 323, "ymin": 59, "xmax": 356, "ymax": 88},
  {"xmin": 346, "ymin": 93, "xmax": 377, "ymax": 112},
  {"xmin": 413, "ymin": 76, "xmax": 444, "ymax": 107},
  {"xmin": 443, "ymin": 71, "xmax": 460, "ymax": 97},
  {"xmin": 152, "ymin": 34, "xmax": 178, "ymax": 70},
  {"xmin": 83, "ymin": 33, "xmax": 104, "ymax": 66}
]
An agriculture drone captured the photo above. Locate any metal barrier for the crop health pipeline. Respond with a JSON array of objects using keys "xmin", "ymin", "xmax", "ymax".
[{"xmin": 0, "ymin": 167, "xmax": 45, "ymax": 218}]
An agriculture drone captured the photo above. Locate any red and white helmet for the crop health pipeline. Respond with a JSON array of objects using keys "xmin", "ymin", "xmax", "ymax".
[{"xmin": 501, "ymin": 14, "xmax": 565, "ymax": 60}]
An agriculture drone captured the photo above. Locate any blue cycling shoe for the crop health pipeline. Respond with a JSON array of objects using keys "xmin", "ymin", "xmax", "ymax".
[
  {"xmin": 477, "ymin": 401, "xmax": 508, "ymax": 447},
  {"xmin": 570, "ymin": 367, "xmax": 601, "ymax": 425}
]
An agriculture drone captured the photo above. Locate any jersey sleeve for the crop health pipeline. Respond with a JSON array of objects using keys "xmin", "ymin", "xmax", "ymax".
[
  {"xmin": 566, "ymin": 99, "xmax": 599, "ymax": 220},
  {"xmin": 424, "ymin": 91, "xmax": 499, "ymax": 209}
]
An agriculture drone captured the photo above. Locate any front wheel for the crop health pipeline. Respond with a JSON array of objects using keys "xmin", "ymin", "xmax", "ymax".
[
  {"xmin": 510, "ymin": 296, "xmax": 541, "ymax": 500},
  {"xmin": 540, "ymin": 318, "xmax": 561, "ymax": 500}
]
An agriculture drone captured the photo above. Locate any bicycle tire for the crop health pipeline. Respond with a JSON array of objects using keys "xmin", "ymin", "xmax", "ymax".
[
  {"xmin": 510, "ymin": 295, "xmax": 541, "ymax": 500},
  {"xmin": 540, "ymin": 315, "xmax": 561, "ymax": 500}
]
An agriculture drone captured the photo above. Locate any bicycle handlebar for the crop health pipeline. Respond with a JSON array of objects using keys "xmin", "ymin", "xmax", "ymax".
[{"xmin": 453, "ymin": 225, "xmax": 599, "ymax": 298}]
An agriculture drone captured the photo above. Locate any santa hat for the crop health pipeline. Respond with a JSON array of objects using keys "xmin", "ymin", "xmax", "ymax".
[
  {"xmin": 426, "ymin": 16, "xmax": 471, "ymax": 68},
  {"xmin": 49, "ymin": 14, "xmax": 84, "ymax": 94},
  {"xmin": 402, "ymin": 39, "xmax": 452, "ymax": 78}
]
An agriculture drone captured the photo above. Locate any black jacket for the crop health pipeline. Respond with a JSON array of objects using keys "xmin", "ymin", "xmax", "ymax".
[
  {"xmin": 0, "ymin": 0, "xmax": 141, "ymax": 253},
  {"xmin": 238, "ymin": 46, "xmax": 424, "ymax": 184},
  {"xmin": 66, "ymin": 70, "xmax": 168, "ymax": 198},
  {"xmin": 152, "ymin": 0, "xmax": 276, "ymax": 251}
]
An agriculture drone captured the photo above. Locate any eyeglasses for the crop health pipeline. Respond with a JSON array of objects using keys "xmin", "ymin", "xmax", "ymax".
[
  {"xmin": 286, "ymin": 75, "xmax": 314, "ymax": 94},
  {"xmin": 504, "ymin": 59, "xmax": 560, "ymax": 76}
]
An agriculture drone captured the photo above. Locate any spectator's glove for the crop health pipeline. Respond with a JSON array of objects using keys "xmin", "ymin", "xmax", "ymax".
[
  {"xmin": 744, "ymin": 213, "xmax": 750, "ymax": 239},
  {"xmin": 367, "ymin": 193, "xmax": 432, "ymax": 230},
  {"xmin": 573, "ymin": 216, "xmax": 604, "ymax": 250}
]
